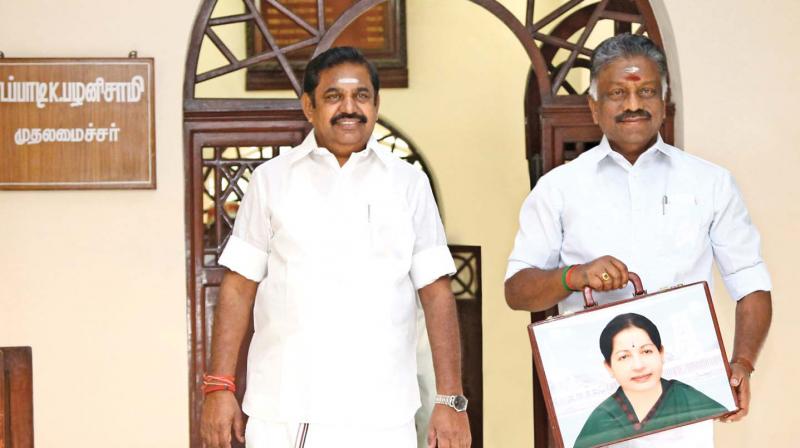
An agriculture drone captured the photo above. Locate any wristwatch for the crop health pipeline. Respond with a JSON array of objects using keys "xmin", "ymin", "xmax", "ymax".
[{"xmin": 434, "ymin": 394, "xmax": 468, "ymax": 412}]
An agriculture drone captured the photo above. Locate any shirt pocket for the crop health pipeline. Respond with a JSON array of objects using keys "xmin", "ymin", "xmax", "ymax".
[
  {"xmin": 657, "ymin": 194, "xmax": 709, "ymax": 257},
  {"xmin": 368, "ymin": 194, "xmax": 414, "ymax": 262}
]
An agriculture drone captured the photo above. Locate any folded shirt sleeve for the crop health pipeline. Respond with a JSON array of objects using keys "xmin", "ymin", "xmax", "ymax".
[
  {"xmin": 409, "ymin": 173, "xmax": 456, "ymax": 290},
  {"xmin": 218, "ymin": 167, "xmax": 271, "ymax": 283},
  {"xmin": 711, "ymin": 170, "xmax": 772, "ymax": 300},
  {"xmin": 219, "ymin": 235, "xmax": 269, "ymax": 282},
  {"xmin": 411, "ymin": 245, "xmax": 456, "ymax": 290},
  {"xmin": 505, "ymin": 177, "xmax": 564, "ymax": 280}
]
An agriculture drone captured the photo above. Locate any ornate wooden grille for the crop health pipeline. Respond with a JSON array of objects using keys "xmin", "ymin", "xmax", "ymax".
[
  {"xmin": 186, "ymin": 0, "xmax": 395, "ymax": 104},
  {"xmin": 524, "ymin": 0, "xmax": 665, "ymax": 96},
  {"xmin": 201, "ymin": 145, "xmax": 283, "ymax": 267},
  {"xmin": 451, "ymin": 245, "xmax": 481, "ymax": 301},
  {"xmin": 373, "ymin": 119, "xmax": 430, "ymax": 173},
  {"xmin": 449, "ymin": 245, "xmax": 484, "ymax": 447}
]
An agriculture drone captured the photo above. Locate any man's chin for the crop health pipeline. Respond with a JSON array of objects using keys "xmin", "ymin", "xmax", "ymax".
[
  {"xmin": 608, "ymin": 131, "xmax": 659, "ymax": 150},
  {"xmin": 332, "ymin": 135, "xmax": 370, "ymax": 150}
]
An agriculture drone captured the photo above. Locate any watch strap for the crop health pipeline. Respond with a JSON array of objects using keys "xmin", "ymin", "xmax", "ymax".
[{"xmin": 434, "ymin": 394, "xmax": 468, "ymax": 412}]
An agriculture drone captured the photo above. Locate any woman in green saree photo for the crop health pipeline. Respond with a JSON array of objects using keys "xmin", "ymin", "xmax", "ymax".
[{"xmin": 574, "ymin": 313, "xmax": 729, "ymax": 448}]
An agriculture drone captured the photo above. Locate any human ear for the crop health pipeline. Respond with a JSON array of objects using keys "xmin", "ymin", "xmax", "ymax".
[
  {"xmin": 374, "ymin": 92, "xmax": 380, "ymax": 109},
  {"xmin": 588, "ymin": 96, "xmax": 600, "ymax": 125},
  {"xmin": 301, "ymin": 93, "xmax": 315, "ymax": 123}
]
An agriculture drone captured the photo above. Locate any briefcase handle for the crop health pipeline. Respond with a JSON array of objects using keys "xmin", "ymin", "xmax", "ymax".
[{"xmin": 582, "ymin": 272, "xmax": 646, "ymax": 309}]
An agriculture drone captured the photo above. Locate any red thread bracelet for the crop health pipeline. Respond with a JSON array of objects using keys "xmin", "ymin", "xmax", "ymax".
[{"xmin": 203, "ymin": 374, "xmax": 237, "ymax": 394}]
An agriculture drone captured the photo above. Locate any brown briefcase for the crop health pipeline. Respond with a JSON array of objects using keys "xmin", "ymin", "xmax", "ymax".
[{"xmin": 528, "ymin": 273, "xmax": 738, "ymax": 448}]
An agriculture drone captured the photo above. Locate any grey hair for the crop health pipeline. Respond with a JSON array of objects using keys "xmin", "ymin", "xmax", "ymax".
[{"xmin": 588, "ymin": 33, "xmax": 669, "ymax": 101}]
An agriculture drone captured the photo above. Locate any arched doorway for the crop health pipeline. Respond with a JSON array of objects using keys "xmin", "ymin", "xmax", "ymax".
[{"xmin": 183, "ymin": 1, "xmax": 674, "ymax": 447}]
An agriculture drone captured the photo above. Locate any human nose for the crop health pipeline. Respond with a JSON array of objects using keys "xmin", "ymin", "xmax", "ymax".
[
  {"xmin": 631, "ymin": 354, "xmax": 645, "ymax": 370},
  {"xmin": 340, "ymin": 94, "xmax": 357, "ymax": 113},
  {"xmin": 624, "ymin": 90, "xmax": 641, "ymax": 111}
]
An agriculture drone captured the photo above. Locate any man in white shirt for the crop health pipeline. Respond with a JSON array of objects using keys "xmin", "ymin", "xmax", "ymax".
[
  {"xmin": 505, "ymin": 34, "xmax": 772, "ymax": 446},
  {"xmin": 200, "ymin": 47, "xmax": 471, "ymax": 448}
]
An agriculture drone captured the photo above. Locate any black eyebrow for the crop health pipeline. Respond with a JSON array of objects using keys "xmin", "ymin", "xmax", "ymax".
[{"xmin": 322, "ymin": 86, "xmax": 371, "ymax": 95}]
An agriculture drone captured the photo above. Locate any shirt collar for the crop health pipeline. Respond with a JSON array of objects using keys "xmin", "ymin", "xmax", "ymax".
[
  {"xmin": 588, "ymin": 134, "xmax": 671, "ymax": 167},
  {"xmin": 290, "ymin": 131, "xmax": 392, "ymax": 166}
]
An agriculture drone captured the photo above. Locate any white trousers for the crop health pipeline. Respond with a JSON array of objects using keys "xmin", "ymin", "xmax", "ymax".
[{"xmin": 245, "ymin": 417, "xmax": 416, "ymax": 448}]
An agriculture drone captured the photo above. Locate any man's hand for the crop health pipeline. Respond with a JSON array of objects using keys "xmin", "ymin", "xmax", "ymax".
[
  {"xmin": 201, "ymin": 271, "xmax": 257, "ymax": 447},
  {"xmin": 720, "ymin": 362, "xmax": 752, "ymax": 422},
  {"xmin": 200, "ymin": 391, "xmax": 245, "ymax": 448},
  {"xmin": 419, "ymin": 277, "xmax": 470, "ymax": 447},
  {"xmin": 570, "ymin": 255, "xmax": 629, "ymax": 291},
  {"xmin": 719, "ymin": 291, "xmax": 771, "ymax": 423},
  {"xmin": 427, "ymin": 405, "xmax": 471, "ymax": 448},
  {"xmin": 505, "ymin": 255, "xmax": 631, "ymax": 311}
]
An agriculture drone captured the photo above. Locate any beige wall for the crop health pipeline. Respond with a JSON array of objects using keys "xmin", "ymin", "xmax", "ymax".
[
  {"xmin": 655, "ymin": 1, "xmax": 800, "ymax": 445},
  {"xmin": 0, "ymin": 1, "xmax": 196, "ymax": 446},
  {"xmin": 1, "ymin": 1, "xmax": 797, "ymax": 447}
]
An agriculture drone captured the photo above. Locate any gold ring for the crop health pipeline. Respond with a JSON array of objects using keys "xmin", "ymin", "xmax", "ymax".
[{"xmin": 601, "ymin": 272, "xmax": 611, "ymax": 282}]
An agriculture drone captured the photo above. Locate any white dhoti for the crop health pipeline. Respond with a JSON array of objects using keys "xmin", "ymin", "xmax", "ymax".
[{"xmin": 245, "ymin": 417, "xmax": 416, "ymax": 448}]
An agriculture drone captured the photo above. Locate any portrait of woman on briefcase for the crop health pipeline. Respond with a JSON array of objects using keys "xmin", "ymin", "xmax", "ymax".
[
  {"xmin": 573, "ymin": 312, "xmax": 727, "ymax": 447},
  {"xmin": 529, "ymin": 282, "xmax": 738, "ymax": 448}
]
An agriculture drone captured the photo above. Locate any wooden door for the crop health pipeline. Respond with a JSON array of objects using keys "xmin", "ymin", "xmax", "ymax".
[
  {"xmin": 0, "ymin": 347, "xmax": 34, "ymax": 448},
  {"xmin": 185, "ymin": 114, "xmax": 311, "ymax": 448}
]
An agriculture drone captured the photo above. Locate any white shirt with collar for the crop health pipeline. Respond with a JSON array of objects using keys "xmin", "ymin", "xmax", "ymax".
[
  {"xmin": 219, "ymin": 131, "xmax": 455, "ymax": 428},
  {"xmin": 506, "ymin": 135, "xmax": 771, "ymax": 446}
]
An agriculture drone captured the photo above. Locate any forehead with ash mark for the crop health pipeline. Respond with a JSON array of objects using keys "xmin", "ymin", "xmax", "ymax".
[{"xmin": 335, "ymin": 77, "xmax": 360, "ymax": 84}]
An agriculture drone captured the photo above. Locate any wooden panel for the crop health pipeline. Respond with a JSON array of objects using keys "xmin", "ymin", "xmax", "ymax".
[
  {"xmin": 1, "ymin": 350, "xmax": 5, "ymax": 448},
  {"xmin": 0, "ymin": 58, "xmax": 155, "ymax": 190},
  {"xmin": 185, "ymin": 116, "xmax": 310, "ymax": 448},
  {"xmin": 0, "ymin": 347, "xmax": 33, "ymax": 448},
  {"xmin": 246, "ymin": 0, "xmax": 408, "ymax": 90},
  {"xmin": 450, "ymin": 245, "xmax": 483, "ymax": 448}
]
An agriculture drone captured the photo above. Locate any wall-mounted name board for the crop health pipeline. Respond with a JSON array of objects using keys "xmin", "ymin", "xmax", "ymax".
[{"xmin": 0, "ymin": 58, "xmax": 155, "ymax": 190}]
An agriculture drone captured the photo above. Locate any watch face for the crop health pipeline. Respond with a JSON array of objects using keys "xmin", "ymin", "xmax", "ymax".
[{"xmin": 453, "ymin": 395, "xmax": 468, "ymax": 412}]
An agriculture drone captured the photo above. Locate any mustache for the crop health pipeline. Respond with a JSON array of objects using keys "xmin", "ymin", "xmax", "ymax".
[
  {"xmin": 615, "ymin": 110, "xmax": 651, "ymax": 122},
  {"xmin": 330, "ymin": 113, "xmax": 367, "ymax": 125}
]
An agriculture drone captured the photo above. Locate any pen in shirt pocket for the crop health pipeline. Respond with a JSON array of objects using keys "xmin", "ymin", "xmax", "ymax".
[
  {"xmin": 662, "ymin": 195, "xmax": 668, "ymax": 215},
  {"xmin": 367, "ymin": 203, "xmax": 371, "ymax": 223}
]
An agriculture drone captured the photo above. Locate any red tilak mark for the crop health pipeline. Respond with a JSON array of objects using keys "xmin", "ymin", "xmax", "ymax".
[{"xmin": 625, "ymin": 74, "xmax": 641, "ymax": 81}]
